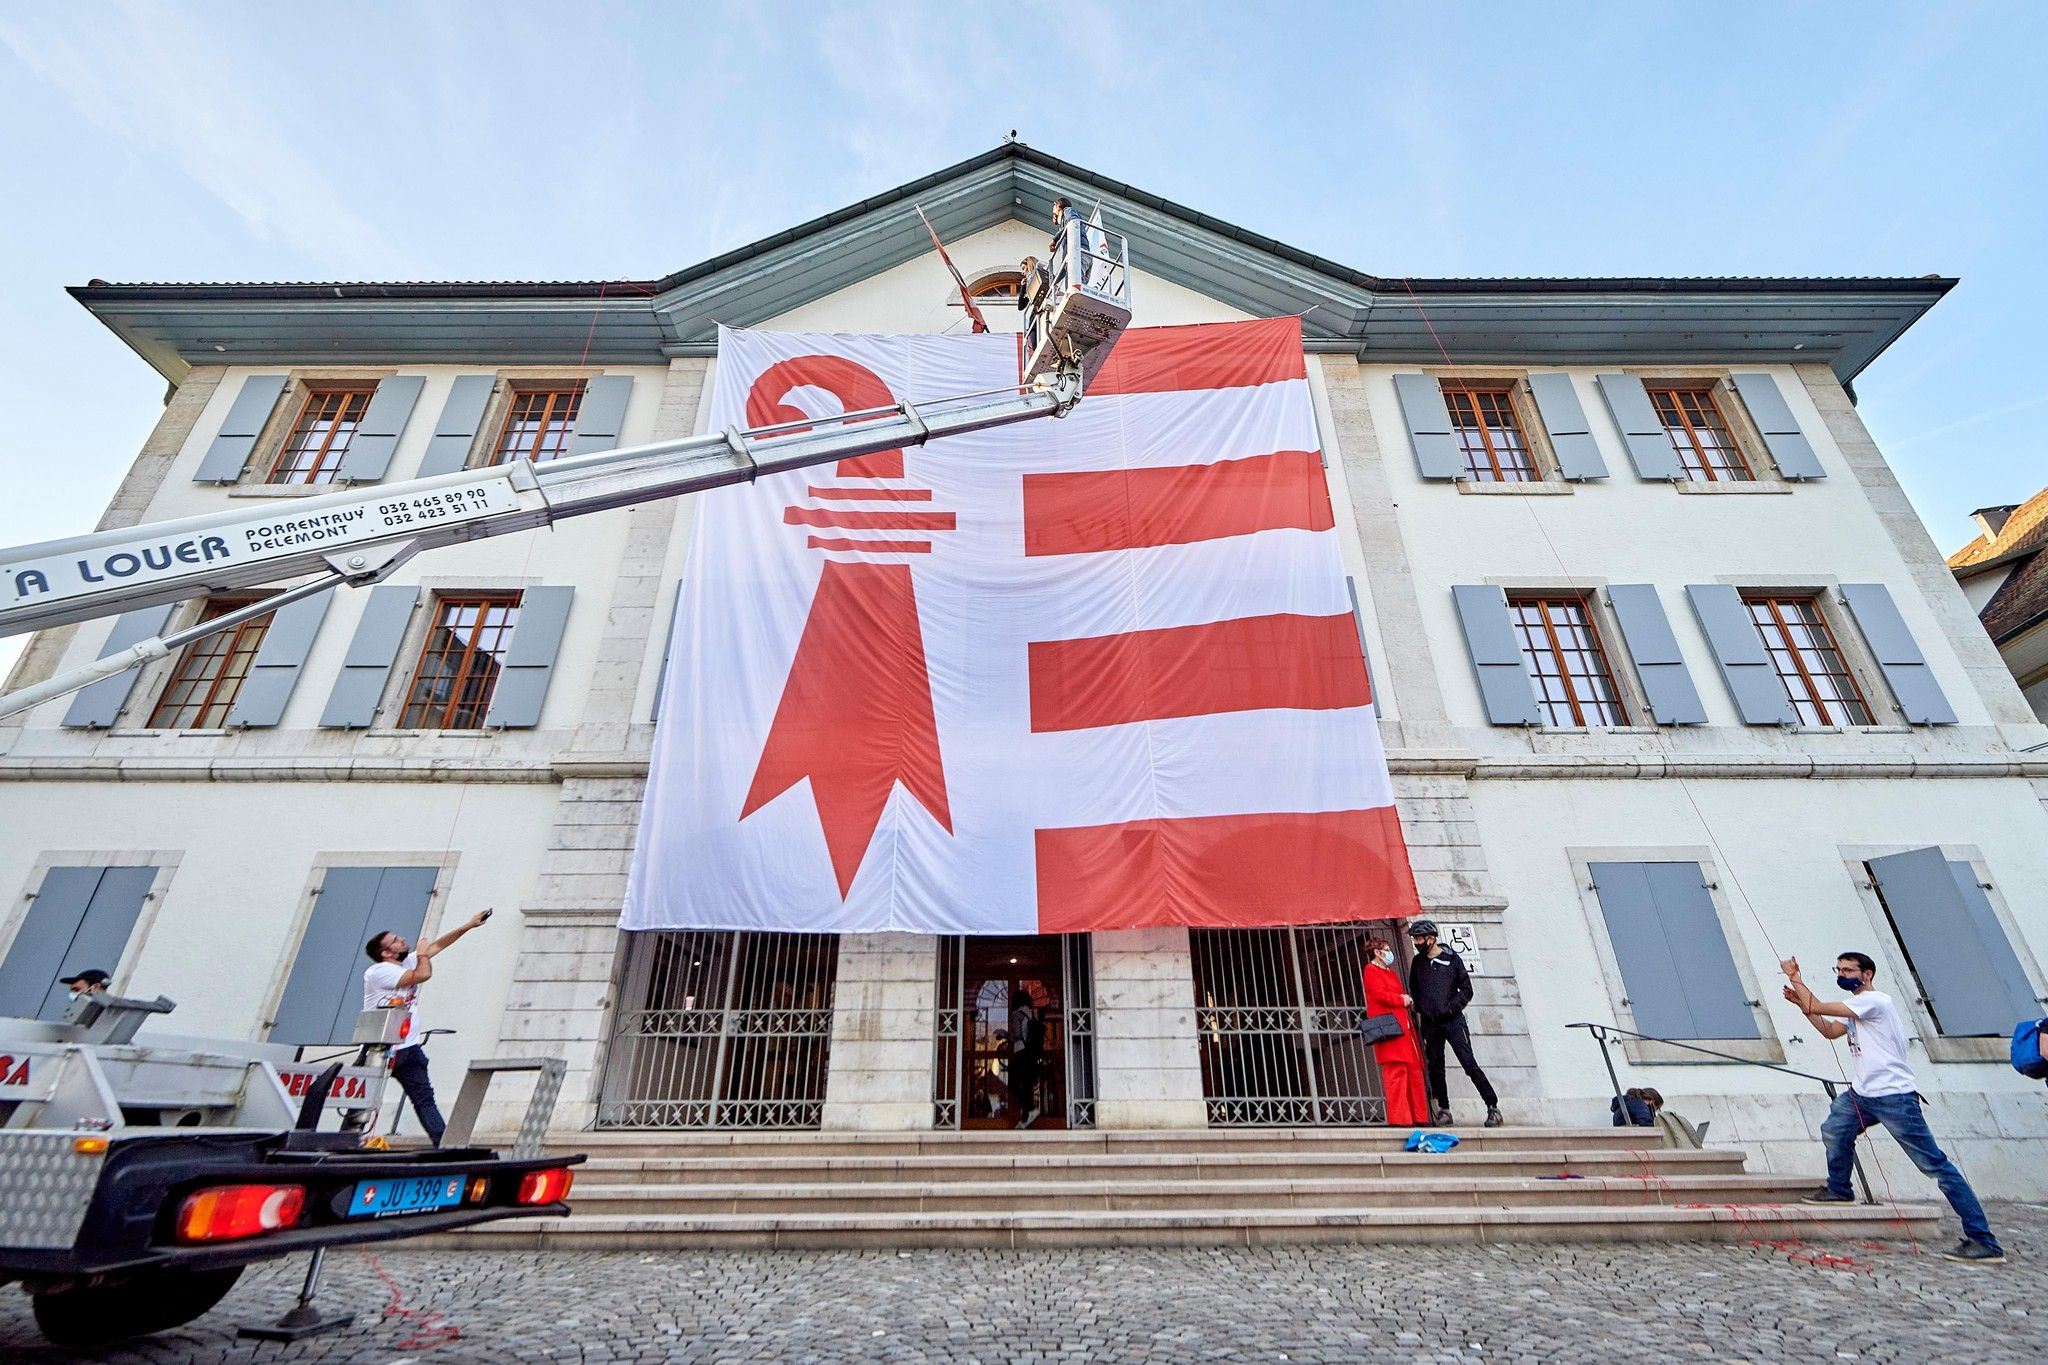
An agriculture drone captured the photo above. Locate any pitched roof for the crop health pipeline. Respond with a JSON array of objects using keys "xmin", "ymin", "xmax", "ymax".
[
  {"xmin": 69, "ymin": 142, "xmax": 1955, "ymax": 385},
  {"xmin": 1949, "ymin": 485, "xmax": 2048, "ymax": 642}
]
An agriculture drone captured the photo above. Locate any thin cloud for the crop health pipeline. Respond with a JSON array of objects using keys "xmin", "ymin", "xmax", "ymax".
[
  {"xmin": 0, "ymin": 1, "xmax": 414, "ymax": 275},
  {"xmin": 1887, "ymin": 389, "xmax": 2048, "ymax": 451}
]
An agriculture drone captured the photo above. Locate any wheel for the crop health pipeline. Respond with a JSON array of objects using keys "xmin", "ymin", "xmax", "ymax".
[{"xmin": 32, "ymin": 1264, "xmax": 243, "ymax": 1347}]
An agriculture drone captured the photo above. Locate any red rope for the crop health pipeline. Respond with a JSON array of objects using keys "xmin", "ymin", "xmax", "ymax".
[{"xmin": 357, "ymin": 1248, "xmax": 462, "ymax": 1349}]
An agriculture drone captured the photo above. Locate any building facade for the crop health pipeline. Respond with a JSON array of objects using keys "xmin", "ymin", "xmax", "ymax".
[
  {"xmin": 6, "ymin": 147, "xmax": 2046, "ymax": 1194},
  {"xmin": 1951, "ymin": 492, "xmax": 2048, "ymax": 722}
]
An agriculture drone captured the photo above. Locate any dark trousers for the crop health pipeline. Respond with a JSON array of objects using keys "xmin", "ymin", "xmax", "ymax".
[
  {"xmin": 391, "ymin": 1045, "xmax": 446, "ymax": 1145},
  {"xmin": 1419, "ymin": 1014, "xmax": 1497, "ymax": 1110}
]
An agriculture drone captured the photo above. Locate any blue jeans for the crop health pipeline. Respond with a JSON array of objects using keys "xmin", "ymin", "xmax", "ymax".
[
  {"xmin": 390, "ymin": 1045, "xmax": 446, "ymax": 1145},
  {"xmin": 1821, "ymin": 1089, "xmax": 1998, "ymax": 1250}
]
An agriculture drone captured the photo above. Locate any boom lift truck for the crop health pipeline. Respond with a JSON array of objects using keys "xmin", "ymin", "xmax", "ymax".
[{"xmin": 0, "ymin": 217, "xmax": 1132, "ymax": 1345}]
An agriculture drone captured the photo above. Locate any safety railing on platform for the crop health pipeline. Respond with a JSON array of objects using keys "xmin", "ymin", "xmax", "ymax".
[{"xmin": 1567, "ymin": 1020, "xmax": 1875, "ymax": 1203}]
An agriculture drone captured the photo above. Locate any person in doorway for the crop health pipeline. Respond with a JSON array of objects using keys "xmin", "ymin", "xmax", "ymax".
[
  {"xmin": 1782, "ymin": 952, "xmax": 2005, "ymax": 1264},
  {"xmin": 60, "ymin": 968, "xmax": 112, "ymax": 999},
  {"xmin": 1007, "ymin": 996, "xmax": 1043, "ymax": 1128},
  {"xmin": 1362, "ymin": 937, "xmax": 1428, "ymax": 1127},
  {"xmin": 1408, "ymin": 920, "xmax": 1503, "ymax": 1128},
  {"xmin": 362, "ymin": 909, "xmax": 492, "ymax": 1145}
]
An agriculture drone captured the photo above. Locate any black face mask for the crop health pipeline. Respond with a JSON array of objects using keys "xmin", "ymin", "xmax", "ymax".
[{"xmin": 1837, "ymin": 974, "xmax": 1865, "ymax": 992}]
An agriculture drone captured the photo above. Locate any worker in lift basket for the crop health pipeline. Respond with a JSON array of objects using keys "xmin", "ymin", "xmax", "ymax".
[
  {"xmin": 362, "ymin": 908, "xmax": 492, "ymax": 1145},
  {"xmin": 1782, "ymin": 952, "xmax": 2005, "ymax": 1264}
]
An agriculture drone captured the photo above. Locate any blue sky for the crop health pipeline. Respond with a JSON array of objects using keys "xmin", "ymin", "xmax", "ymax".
[{"xmin": 1, "ymin": 0, "xmax": 2043, "ymax": 675}]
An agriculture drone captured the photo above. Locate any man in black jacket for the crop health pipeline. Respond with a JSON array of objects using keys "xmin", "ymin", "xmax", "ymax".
[{"xmin": 1407, "ymin": 920, "xmax": 1503, "ymax": 1128}]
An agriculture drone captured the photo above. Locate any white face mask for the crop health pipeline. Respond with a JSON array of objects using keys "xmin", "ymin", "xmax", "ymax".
[{"xmin": 1375, "ymin": 950, "xmax": 1394, "ymax": 967}]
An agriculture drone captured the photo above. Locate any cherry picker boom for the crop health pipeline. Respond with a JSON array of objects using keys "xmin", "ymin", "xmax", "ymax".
[{"xmin": 0, "ymin": 217, "xmax": 1134, "ymax": 721}]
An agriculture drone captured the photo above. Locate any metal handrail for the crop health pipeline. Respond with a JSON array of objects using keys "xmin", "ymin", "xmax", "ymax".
[{"xmin": 1567, "ymin": 1020, "xmax": 1874, "ymax": 1204}]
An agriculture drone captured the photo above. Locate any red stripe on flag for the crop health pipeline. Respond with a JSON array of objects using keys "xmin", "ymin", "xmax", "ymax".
[
  {"xmin": 1029, "ymin": 612, "xmax": 1369, "ymax": 732},
  {"xmin": 807, "ymin": 486, "xmax": 934, "ymax": 502},
  {"xmin": 807, "ymin": 537, "xmax": 932, "ymax": 554},
  {"xmin": 1035, "ymin": 806, "xmax": 1420, "ymax": 932},
  {"xmin": 1022, "ymin": 449, "xmax": 1333, "ymax": 557},
  {"xmin": 784, "ymin": 508, "xmax": 957, "ymax": 531},
  {"xmin": 1085, "ymin": 316, "xmax": 1307, "ymax": 396}
]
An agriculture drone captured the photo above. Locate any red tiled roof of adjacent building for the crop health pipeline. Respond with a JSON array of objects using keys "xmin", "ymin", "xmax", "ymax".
[{"xmin": 1950, "ymin": 486, "xmax": 2048, "ymax": 641}]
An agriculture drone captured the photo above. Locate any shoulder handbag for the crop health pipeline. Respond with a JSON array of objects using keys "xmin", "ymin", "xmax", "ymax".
[{"xmin": 1358, "ymin": 1013, "xmax": 1405, "ymax": 1046}]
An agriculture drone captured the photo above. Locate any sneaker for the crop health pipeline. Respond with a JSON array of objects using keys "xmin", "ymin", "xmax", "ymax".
[
  {"xmin": 1942, "ymin": 1239, "xmax": 2007, "ymax": 1265},
  {"xmin": 1800, "ymin": 1187, "xmax": 1855, "ymax": 1205},
  {"xmin": 1429, "ymin": 1107, "xmax": 1454, "ymax": 1126},
  {"xmin": 1483, "ymin": 1107, "xmax": 1504, "ymax": 1129}
]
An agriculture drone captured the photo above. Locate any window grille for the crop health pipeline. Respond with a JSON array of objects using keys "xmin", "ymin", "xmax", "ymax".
[
  {"xmin": 1508, "ymin": 596, "xmax": 1628, "ymax": 727},
  {"xmin": 269, "ymin": 387, "xmax": 373, "ymax": 485},
  {"xmin": 148, "ymin": 598, "xmax": 269, "ymax": 728},
  {"xmin": 1647, "ymin": 385, "xmax": 1752, "ymax": 482},
  {"xmin": 1744, "ymin": 594, "xmax": 1873, "ymax": 726},
  {"xmin": 398, "ymin": 595, "xmax": 520, "ymax": 729},
  {"xmin": 1444, "ymin": 384, "xmax": 1536, "ymax": 482},
  {"xmin": 492, "ymin": 385, "xmax": 584, "ymax": 465}
]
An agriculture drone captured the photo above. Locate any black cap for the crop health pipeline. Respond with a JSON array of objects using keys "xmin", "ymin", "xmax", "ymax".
[
  {"xmin": 60, "ymin": 968, "xmax": 111, "ymax": 987},
  {"xmin": 1406, "ymin": 920, "xmax": 1439, "ymax": 939}
]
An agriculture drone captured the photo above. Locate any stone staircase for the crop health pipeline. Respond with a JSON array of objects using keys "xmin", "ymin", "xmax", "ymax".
[{"xmin": 448, "ymin": 1127, "xmax": 1941, "ymax": 1250}]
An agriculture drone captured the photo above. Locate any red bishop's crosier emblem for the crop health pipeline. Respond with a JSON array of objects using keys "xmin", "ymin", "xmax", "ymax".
[{"xmin": 738, "ymin": 356, "xmax": 954, "ymax": 896}]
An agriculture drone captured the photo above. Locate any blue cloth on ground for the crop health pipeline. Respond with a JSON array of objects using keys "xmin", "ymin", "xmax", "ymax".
[{"xmin": 1403, "ymin": 1130, "xmax": 1460, "ymax": 1154}]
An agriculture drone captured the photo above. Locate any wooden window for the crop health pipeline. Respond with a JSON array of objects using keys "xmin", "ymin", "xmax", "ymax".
[
  {"xmin": 491, "ymin": 385, "xmax": 585, "ymax": 465},
  {"xmin": 1443, "ymin": 383, "xmax": 1537, "ymax": 482},
  {"xmin": 1508, "ymin": 596, "xmax": 1628, "ymax": 726},
  {"xmin": 398, "ymin": 595, "xmax": 522, "ymax": 729},
  {"xmin": 968, "ymin": 272, "xmax": 1022, "ymax": 303},
  {"xmin": 269, "ymin": 387, "xmax": 374, "ymax": 485},
  {"xmin": 1743, "ymin": 594, "xmax": 1872, "ymax": 726},
  {"xmin": 1646, "ymin": 385, "xmax": 1752, "ymax": 482},
  {"xmin": 148, "ymin": 599, "xmax": 269, "ymax": 728}
]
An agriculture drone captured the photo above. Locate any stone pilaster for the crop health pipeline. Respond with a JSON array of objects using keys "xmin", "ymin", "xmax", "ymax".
[
  {"xmin": 1092, "ymin": 927, "xmax": 1208, "ymax": 1128},
  {"xmin": 819, "ymin": 932, "xmax": 935, "ymax": 1130}
]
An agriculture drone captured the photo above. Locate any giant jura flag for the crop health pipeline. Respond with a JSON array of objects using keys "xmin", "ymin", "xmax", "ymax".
[{"xmin": 622, "ymin": 317, "xmax": 1420, "ymax": 934}]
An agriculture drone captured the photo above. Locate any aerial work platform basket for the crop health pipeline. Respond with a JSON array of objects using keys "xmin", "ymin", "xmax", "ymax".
[{"xmin": 1023, "ymin": 214, "xmax": 1133, "ymax": 390}]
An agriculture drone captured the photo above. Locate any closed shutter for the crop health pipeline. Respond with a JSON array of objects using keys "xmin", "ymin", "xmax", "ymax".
[
  {"xmin": 1867, "ymin": 848, "xmax": 2040, "ymax": 1036},
  {"xmin": 270, "ymin": 866, "xmax": 437, "ymax": 1046},
  {"xmin": 1839, "ymin": 583, "xmax": 1955, "ymax": 725},
  {"xmin": 61, "ymin": 604, "xmax": 177, "ymax": 728},
  {"xmin": 1730, "ymin": 374, "xmax": 1824, "ymax": 480},
  {"xmin": 224, "ymin": 588, "xmax": 335, "ymax": 727},
  {"xmin": 1526, "ymin": 374, "xmax": 1608, "ymax": 480},
  {"xmin": 650, "ymin": 579, "xmax": 685, "ymax": 722},
  {"xmin": 1345, "ymin": 576, "xmax": 1376, "ymax": 699},
  {"xmin": 1607, "ymin": 585, "xmax": 1705, "ymax": 724},
  {"xmin": 0, "ymin": 865, "xmax": 156, "ymax": 1020},
  {"xmin": 1685, "ymin": 585, "xmax": 1796, "ymax": 725},
  {"xmin": 567, "ymin": 375, "xmax": 634, "ymax": 456},
  {"xmin": 1595, "ymin": 374, "xmax": 1684, "ymax": 480},
  {"xmin": 483, "ymin": 586, "xmax": 573, "ymax": 728},
  {"xmin": 1391, "ymin": 374, "xmax": 1463, "ymax": 480},
  {"xmin": 1451, "ymin": 585, "xmax": 1540, "ymax": 725},
  {"xmin": 318, "ymin": 585, "xmax": 420, "ymax": 729},
  {"xmin": 1590, "ymin": 861, "xmax": 1759, "ymax": 1040},
  {"xmin": 194, "ymin": 374, "xmax": 288, "ymax": 483},
  {"xmin": 334, "ymin": 375, "xmax": 425, "ymax": 482},
  {"xmin": 417, "ymin": 375, "xmax": 496, "ymax": 476}
]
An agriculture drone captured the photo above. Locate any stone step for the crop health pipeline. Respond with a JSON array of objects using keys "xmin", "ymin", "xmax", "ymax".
[
  {"xmin": 568, "ymin": 1147, "xmax": 1750, "ymax": 1186},
  {"xmin": 446, "ymin": 1200, "xmax": 1939, "ymax": 1250},
  {"xmin": 540, "ymin": 1126, "xmax": 1685, "ymax": 1160},
  {"xmin": 559, "ymin": 1172, "xmax": 1820, "ymax": 1216}
]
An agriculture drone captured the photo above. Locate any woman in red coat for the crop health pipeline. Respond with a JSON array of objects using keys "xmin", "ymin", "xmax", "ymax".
[{"xmin": 1363, "ymin": 936, "xmax": 1429, "ymax": 1126}]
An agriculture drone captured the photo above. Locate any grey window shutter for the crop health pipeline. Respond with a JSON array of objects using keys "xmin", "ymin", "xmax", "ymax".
[
  {"xmin": 567, "ymin": 375, "xmax": 634, "ymax": 456},
  {"xmin": 62, "ymin": 603, "xmax": 177, "ymax": 728},
  {"xmin": 1391, "ymin": 374, "xmax": 1463, "ymax": 480},
  {"xmin": 1607, "ymin": 585, "xmax": 1705, "ymax": 725},
  {"xmin": 1730, "ymin": 374, "xmax": 1824, "ymax": 480},
  {"xmin": 650, "ymin": 579, "xmax": 686, "ymax": 722},
  {"xmin": 319, "ymin": 585, "xmax": 420, "ymax": 729},
  {"xmin": 1595, "ymin": 374, "xmax": 1684, "ymax": 480},
  {"xmin": 1345, "ymin": 576, "xmax": 1376, "ymax": 700},
  {"xmin": 194, "ymin": 374, "xmax": 288, "ymax": 483},
  {"xmin": 418, "ymin": 375, "xmax": 496, "ymax": 476},
  {"xmin": 1685, "ymin": 585, "xmax": 1796, "ymax": 724},
  {"xmin": 1526, "ymin": 374, "xmax": 1607, "ymax": 480},
  {"xmin": 224, "ymin": 587, "xmax": 335, "ymax": 728},
  {"xmin": 1949, "ymin": 864, "xmax": 2043, "ymax": 1030},
  {"xmin": 1839, "ymin": 583, "xmax": 1955, "ymax": 725},
  {"xmin": 1451, "ymin": 584, "xmax": 1540, "ymax": 725},
  {"xmin": 335, "ymin": 375, "xmax": 425, "ymax": 483},
  {"xmin": 1590, "ymin": 861, "xmax": 1759, "ymax": 1040},
  {"xmin": 271, "ymin": 866, "xmax": 436, "ymax": 1046},
  {"xmin": 484, "ymin": 586, "xmax": 574, "ymax": 728},
  {"xmin": 0, "ymin": 865, "xmax": 155, "ymax": 1020},
  {"xmin": 1868, "ymin": 848, "xmax": 2040, "ymax": 1035}
]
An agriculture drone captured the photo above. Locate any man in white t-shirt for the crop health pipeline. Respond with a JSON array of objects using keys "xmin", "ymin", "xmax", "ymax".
[
  {"xmin": 1782, "ymin": 952, "xmax": 2004, "ymax": 1264},
  {"xmin": 362, "ymin": 909, "xmax": 491, "ymax": 1145}
]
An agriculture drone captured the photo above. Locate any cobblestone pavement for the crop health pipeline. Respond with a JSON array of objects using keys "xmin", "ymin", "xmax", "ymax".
[{"xmin": 4, "ymin": 1203, "xmax": 2044, "ymax": 1364}]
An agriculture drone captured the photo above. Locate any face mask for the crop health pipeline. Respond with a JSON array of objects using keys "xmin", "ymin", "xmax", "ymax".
[
  {"xmin": 1836, "ymin": 974, "xmax": 1864, "ymax": 992},
  {"xmin": 1376, "ymin": 951, "xmax": 1394, "ymax": 967}
]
